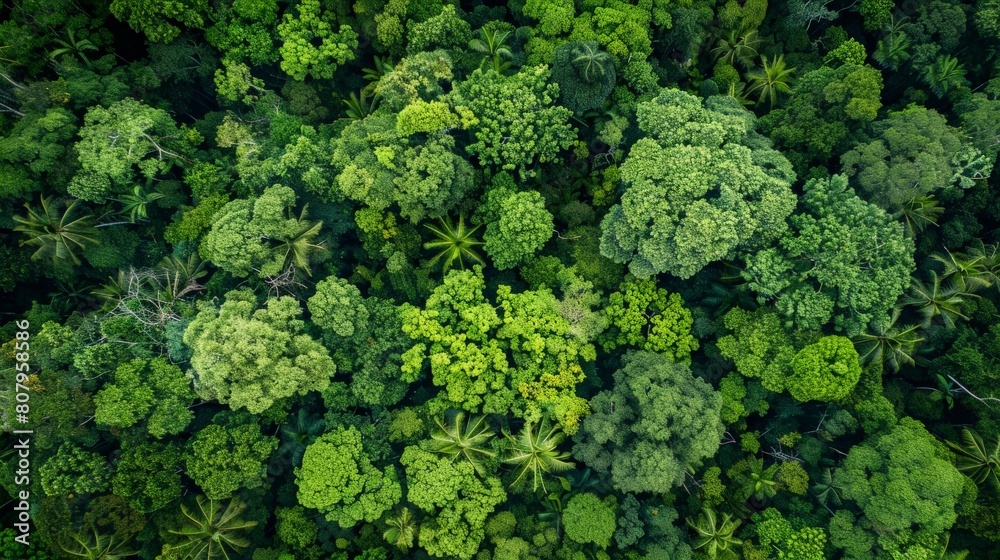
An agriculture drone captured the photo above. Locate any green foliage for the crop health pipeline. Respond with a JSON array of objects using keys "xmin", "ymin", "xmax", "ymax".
[
  {"xmin": 275, "ymin": 506, "xmax": 317, "ymax": 551},
  {"xmin": 0, "ymin": 527, "xmax": 54, "ymax": 559},
  {"xmin": 201, "ymin": 184, "xmax": 327, "ymax": 277},
  {"xmin": 307, "ymin": 276, "xmax": 368, "ymax": 337},
  {"xmin": 110, "ymin": 0, "xmax": 208, "ymax": 42},
  {"xmin": 407, "ymin": 5, "xmax": 471, "ymax": 54},
  {"xmin": 112, "ymin": 441, "xmax": 184, "ymax": 513},
  {"xmin": 70, "ymin": 98, "xmax": 197, "ymax": 203},
  {"xmin": 945, "ymin": 428, "xmax": 1000, "ymax": 489},
  {"xmin": 759, "ymin": 59, "xmax": 883, "ymax": 171},
  {"xmin": 468, "ymin": 27, "xmax": 514, "ymax": 73},
  {"xmin": 563, "ymin": 493, "xmax": 617, "ymax": 549},
  {"xmin": 742, "ymin": 174, "xmax": 915, "ymax": 335},
  {"xmin": 6, "ymin": 4, "xmax": 1000, "ymax": 560},
  {"xmin": 551, "ymin": 41, "xmax": 616, "ymax": 114},
  {"xmin": 453, "ymin": 66, "xmax": 576, "ymax": 177},
  {"xmin": 400, "ymin": 267, "xmax": 594, "ymax": 433},
  {"xmin": 277, "ymin": 0, "xmax": 358, "ymax": 81},
  {"xmin": 751, "ymin": 508, "xmax": 826, "ymax": 559},
  {"xmin": 834, "ymin": 417, "xmax": 967, "ymax": 537},
  {"xmin": 383, "ymin": 507, "xmax": 419, "ymax": 553},
  {"xmin": 0, "ymin": 107, "xmax": 76, "ymax": 188},
  {"xmin": 13, "ymin": 196, "xmax": 98, "ymax": 266},
  {"xmin": 184, "ymin": 290, "xmax": 335, "ymax": 413},
  {"xmin": 164, "ymin": 495, "xmax": 257, "ymax": 560},
  {"xmin": 688, "ymin": 507, "xmax": 742, "ymax": 560},
  {"xmin": 502, "ymin": 420, "xmax": 574, "ymax": 492},
  {"xmin": 600, "ymin": 275, "xmax": 699, "ymax": 361},
  {"xmin": 860, "ymin": 0, "xmax": 894, "ymax": 30},
  {"xmin": 600, "ymin": 89, "xmax": 796, "ymax": 279},
  {"xmin": 330, "ymin": 111, "xmax": 475, "ymax": 223},
  {"xmin": 711, "ymin": 29, "xmax": 761, "ymax": 69},
  {"xmin": 296, "ymin": 425, "xmax": 401, "ymax": 528},
  {"xmin": 852, "ymin": 308, "xmax": 924, "ymax": 373},
  {"xmin": 423, "ymin": 216, "xmax": 486, "ymax": 272},
  {"xmin": 476, "ymin": 187, "xmax": 554, "ymax": 270},
  {"xmin": 922, "ymin": 54, "xmax": 968, "ymax": 98},
  {"xmin": 39, "ymin": 443, "xmax": 112, "ymax": 497},
  {"xmin": 573, "ymin": 351, "xmax": 724, "ymax": 493},
  {"xmin": 717, "ymin": 307, "xmax": 796, "ymax": 393},
  {"xmin": 205, "ymin": 0, "xmax": 280, "ymax": 65},
  {"xmin": 841, "ymin": 105, "xmax": 985, "ymax": 210},
  {"xmin": 425, "ymin": 412, "xmax": 497, "ymax": 477},
  {"xmin": 400, "ymin": 446, "xmax": 506, "ymax": 559},
  {"xmin": 93, "ymin": 358, "xmax": 194, "ymax": 437},
  {"xmin": 186, "ymin": 412, "xmax": 278, "ymax": 499},
  {"xmin": 902, "ymin": 271, "xmax": 975, "ymax": 329},
  {"xmin": 788, "ymin": 336, "xmax": 862, "ymax": 402},
  {"xmin": 113, "ymin": 185, "xmax": 164, "ymax": 222},
  {"xmin": 214, "ymin": 59, "xmax": 266, "ymax": 105},
  {"xmin": 59, "ymin": 524, "xmax": 138, "ymax": 560},
  {"xmin": 374, "ymin": 50, "xmax": 454, "ymax": 111},
  {"xmin": 746, "ymin": 55, "xmax": 795, "ymax": 108}
]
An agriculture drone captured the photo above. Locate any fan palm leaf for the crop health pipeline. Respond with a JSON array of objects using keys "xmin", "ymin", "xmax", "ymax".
[
  {"xmin": 425, "ymin": 412, "xmax": 496, "ymax": 476},
  {"xmin": 503, "ymin": 420, "xmax": 575, "ymax": 493}
]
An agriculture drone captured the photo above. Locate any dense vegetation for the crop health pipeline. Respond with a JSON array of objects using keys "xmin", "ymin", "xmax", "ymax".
[{"xmin": 1, "ymin": 0, "xmax": 999, "ymax": 558}]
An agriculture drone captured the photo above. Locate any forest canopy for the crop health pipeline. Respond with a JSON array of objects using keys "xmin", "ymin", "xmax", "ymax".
[{"xmin": 0, "ymin": 0, "xmax": 999, "ymax": 559}]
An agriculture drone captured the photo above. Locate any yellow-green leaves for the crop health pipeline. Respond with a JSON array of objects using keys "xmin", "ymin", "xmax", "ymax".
[
  {"xmin": 400, "ymin": 267, "xmax": 594, "ymax": 433},
  {"xmin": 184, "ymin": 290, "xmax": 335, "ymax": 414},
  {"xmin": 601, "ymin": 89, "xmax": 796, "ymax": 279},
  {"xmin": 600, "ymin": 275, "xmax": 699, "ymax": 362},
  {"xmin": 789, "ymin": 336, "xmax": 862, "ymax": 402},
  {"xmin": 296, "ymin": 425, "xmax": 401, "ymax": 528},
  {"xmin": 277, "ymin": 0, "xmax": 357, "ymax": 81}
]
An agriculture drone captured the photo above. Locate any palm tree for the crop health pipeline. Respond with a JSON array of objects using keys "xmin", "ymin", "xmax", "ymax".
[
  {"xmin": 811, "ymin": 468, "xmax": 843, "ymax": 513},
  {"xmin": 873, "ymin": 16, "xmax": 912, "ymax": 70},
  {"xmin": 61, "ymin": 524, "xmax": 138, "ymax": 559},
  {"xmin": 49, "ymin": 28, "xmax": 99, "ymax": 67},
  {"xmin": 710, "ymin": 29, "xmax": 761, "ymax": 69},
  {"xmin": 873, "ymin": 31, "xmax": 911, "ymax": 70},
  {"xmin": 688, "ymin": 507, "xmax": 743, "ymax": 560},
  {"xmin": 571, "ymin": 42, "xmax": 612, "ymax": 82},
  {"xmin": 50, "ymin": 279, "xmax": 99, "ymax": 313},
  {"xmin": 113, "ymin": 185, "xmax": 164, "ymax": 222},
  {"xmin": 747, "ymin": 459, "xmax": 779, "ymax": 501},
  {"xmin": 424, "ymin": 216, "xmax": 486, "ymax": 273},
  {"xmin": 166, "ymin": 495, "xmax": 257, "ymax": 560},
  {"xmin": 902, "ymin": 271, "xmax": 976, "ymax": 328},
  {"xmin": 922, "ymin": 54, "xmax": 968, "ymax": 98},
  {"xmin": 279, "ymin": 408, "xmax": 325, "ymax": 467},
  {"xmin": 932, "ymin": 248, "xmax": 994, "ymax": 293},
  {"xmin": 852, "ymin": 307, "xmax": 923, "ymax": 372},
  {"xmin": 342, "ymin": 89, "xmax": 380, "ymax": 121},
  {"xmin": 725, "ymin": 80, "xmax": 755, "ymax": 107},
  {"xmin": 362, "ymin": 56, "xmax": 394, "ymax": 95},
  {"xmin": 155, "ymin": 253, "xmax": 209, "ymax": 301},
  {"xmin": 13, "ymin": 195, "xmax": 99, "ymax": 265},
  {"xmin": 746, "ymin": 55, "xmax": 795, "ymax": 108},
  {"xmin": 93, "ymin": 270, "xmax": 128, "ymax": 305},
  {"xmin": 269, "ymin": 207, "xmax": 326, "ymax": 277},
  {"xmin": 425, "ymin": 412, "xmax": 496, "ymax": 476},
  {"xmin": 945, "ymin": 428, "xmax": 1000, "ymax": 489},
  {"xmin": 968, "ymin": 240, "xmax": 1000, "ymax": 288},
  {"xmin": 919, "ymin": 373, "xmax": 961, "ymax": 410},
  {"xmin": 893, "ymin": 195, "xmax": 943, "ymax": 238},
  {"xmin": 469, "ymin": 28, "xmax": 513, "ymax": 73},
  {"xmin": 383, "ymin": 507, "xmax": 419, "ymax": 552},
  {"xmin": 503, "ymin": 420, "xmax": 575, "ymax": 493}
]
